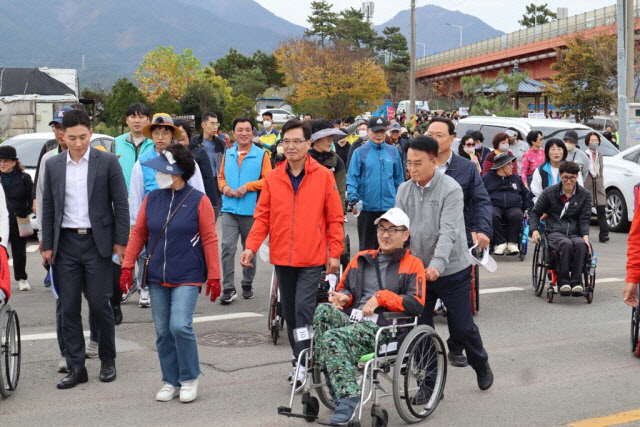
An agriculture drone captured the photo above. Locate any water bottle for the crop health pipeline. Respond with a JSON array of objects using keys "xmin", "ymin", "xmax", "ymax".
[
  {"xmin": 590, "ymin": 253, "xmax": 597, "ymax": 276},
  {"xmin": 521, "ymin": 224, "xmax": 529, "ymax": 246},
  {"xmin": 112, "ymin": 253, "xmax": 121, "ymax": 265},
  {"xmin": 354, "ymin": 200, "xmax": 363, "ymax": 218}
]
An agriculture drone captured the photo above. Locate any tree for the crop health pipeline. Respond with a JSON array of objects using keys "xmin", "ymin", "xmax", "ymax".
[
  {"xmin": 228, "ymin": 68, "xmax": 268, "ymax": 100},
  {"xmin": 180, "ymin": 79, "xmax": 227, "ymax": 126},
  {"xmin": 201, "ymin": 66, "xmax": 233, "ymax": 102},
  {"xmin": 135, "ymin": 45, "xmax": 201, "ymax": 102},
  {"xmin": 519, "ymin": 3, "xmax": 557, "ymax": 28},
  {"xmin": 223, "ymin": 94, "xmax": 257, "ymax": 129},
  {"xmin": 80, "ymin": 86, "xmax": 108, "ymax": 122},
  {"xmin": 275, "ymin": 38, "xmax": 388, "ymax": 119},
  {"xmin": 546, "ymin": 33, "xmax": 617, "ymax": 124},
  {"xmin": 461, "ymin": 70, "xmax": 529, "ymax": 117},
  {"xmin": 305, "ymin": 0, "xmax": 337, "ymax": 47},
  {"xmin": 213, "ymin": 48, "xmax": 255, "ymax": 81},
  {"xmin": 252, "ymin": 50, "xmax": 285, "ymax": 88},
  {"xmin": 103, "ymin": 78, "xmax": 147, "ymax": 131},
  {"xmin": 331, "ymin": 8, "xmax": 377, "ymax": 50},
  {"xmin": 377, "ymin": 26, "xmax": 410, "ymax": 101},
  {"xmin": 152, "ymin": 90, "xmax": 181, "ymax": 115}
]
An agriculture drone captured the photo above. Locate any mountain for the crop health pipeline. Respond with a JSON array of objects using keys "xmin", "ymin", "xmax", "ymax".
[
  {"xmin": 375, "ymin": 5, "xmax": 504, "ymax": 57},
  {"xmin": 0, "ymin": 0, "xmax": 305, "ymax": 89}
]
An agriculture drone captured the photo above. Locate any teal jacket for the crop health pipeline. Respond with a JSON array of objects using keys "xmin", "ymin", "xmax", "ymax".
[
  {"xmin": 221, "ymin": 143, "xmax": 264, "ymax": 216},
  {"xmin": 114, "ymin": 133, "xmax": 154, "ymax": 194}
]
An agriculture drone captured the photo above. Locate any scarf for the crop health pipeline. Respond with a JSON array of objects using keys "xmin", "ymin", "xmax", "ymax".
[{"xmin": 0, "ymin": 170, "xmax": 16, "ymax": 188}]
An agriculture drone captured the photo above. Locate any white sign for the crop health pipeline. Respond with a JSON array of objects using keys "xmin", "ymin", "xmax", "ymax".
[
  {"xmin": 349, "ymin": 309, "xmax": 379, "ymax": 324},
  {"xmin": 294, "ymin": 326, "xmax": 313, "ymax": 342},
  {"xmin": 528, "ymin": 112, "xmax": 546, "ymax": 119},
  {"xmin": 459, "ymin": 107, "xmax": 469, "ymax": 117}
]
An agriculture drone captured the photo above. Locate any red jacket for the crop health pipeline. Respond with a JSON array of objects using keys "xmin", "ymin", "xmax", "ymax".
[
  {"xmin": 246, "ymin": 155, "xmax": 344, "ymax": 267},
  {"xmin": 0, "ymin": 247, "xmax": 9, "ymax": 301},
  {"xmin": 627, "ymin": 198, "xmax": 640, "ymax": 283}
]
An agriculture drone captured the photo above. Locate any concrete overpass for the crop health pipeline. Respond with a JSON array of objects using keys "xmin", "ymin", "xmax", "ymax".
[{"xmin": 417, "ymin": 3, "xmax": 640, "ymax": 93}]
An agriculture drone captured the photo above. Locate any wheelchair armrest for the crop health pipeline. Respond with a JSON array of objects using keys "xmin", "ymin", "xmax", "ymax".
[{"xmin": 382, "ymin": 312, "xmax": 414, "ymax": 320}]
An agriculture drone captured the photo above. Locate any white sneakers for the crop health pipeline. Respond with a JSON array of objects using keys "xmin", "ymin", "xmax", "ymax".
[
  {"xmin": 560, "ymin": 284, "xmax": 572, "ymax": 293},
  {"xmin": 179, "ymin": 379, "xmax": 198, "ymax": 403},
  {"xmin": 288, "ymin": 364, "xmax": 305, "ymax": 388},
  {"xmin": 139, "ymin": 288, "xmax": 151, "ymax": 308},
  {"xmin": 86, "ymin": 340, "xmax": 99, "ymax": 358},
  {"xmin": 57, "ymin": 360, "xmax": 69, "ymax": 373},
  {"xmin": 506, "ymin": 243, "xmax": 520, "ymax": 255},
  {"xmin": 18, "ymin": 279, "xmax": 30, "ymax": 291},
  {"xmin": 572, "ymin": 285, "xmax": 584, "ymax": 293},
  {"xmin": 493, "ymin": 243, "xmax": 507, "ymax": 255},
  {"xmin": 156, "ymin": 384, "xmax": 180, "ymax": 402}
]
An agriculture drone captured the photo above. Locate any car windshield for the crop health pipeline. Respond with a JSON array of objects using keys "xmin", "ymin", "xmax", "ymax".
[
  {"xmin": 2, "ymin": 138, "xmax": 46, "ymax": 168},
  {"xmin": 533, "ymin": 127, "xmax": 619, "ymax": 156}
]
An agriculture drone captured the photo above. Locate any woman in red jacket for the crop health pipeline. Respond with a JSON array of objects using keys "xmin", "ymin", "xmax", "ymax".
[
  {"xmin": 624, "ymin": 198, "xmax": 640, "ymax": 306},
  {"xmin": 120, "ymin": 144, "xmax": 220, "ymax": 403}
]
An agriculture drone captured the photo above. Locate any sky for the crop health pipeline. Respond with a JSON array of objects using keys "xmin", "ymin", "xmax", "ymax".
[{"xmin": 254, "ymin": 0, "xmax": 617, "ymax": 34}]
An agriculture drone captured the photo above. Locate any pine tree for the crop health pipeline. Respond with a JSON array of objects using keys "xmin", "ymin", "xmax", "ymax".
[
  {"xmin": 305, "ymin": 1, "xmax": 337, "ymax": 47},
  {"xmin": 519, "ymin": 3, "xmax": 557, "ymax": 28}
]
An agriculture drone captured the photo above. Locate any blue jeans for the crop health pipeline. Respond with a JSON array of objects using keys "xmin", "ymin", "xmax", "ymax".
[{"xmin": 149, "ymin": 284, "xmax": 200, "ymax": 387}]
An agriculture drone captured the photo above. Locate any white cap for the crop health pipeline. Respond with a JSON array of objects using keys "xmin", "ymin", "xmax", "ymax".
[{"xmin": 374, "ymin": 208, "xmax": 410, "ymax": 229}]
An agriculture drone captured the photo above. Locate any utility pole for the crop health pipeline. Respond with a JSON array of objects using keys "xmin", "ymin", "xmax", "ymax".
[
  {"xmin": 409, "ymin": 0, "xmax": 416, "ymax": 119},
  {"xmin": 617, "ymin": 0, "xmax": 635, "ymax": 150}
]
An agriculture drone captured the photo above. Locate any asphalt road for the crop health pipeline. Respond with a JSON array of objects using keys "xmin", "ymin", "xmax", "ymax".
[{"xmin": 0, "ymin": 217, "xmax": 637, "ymax": 427}]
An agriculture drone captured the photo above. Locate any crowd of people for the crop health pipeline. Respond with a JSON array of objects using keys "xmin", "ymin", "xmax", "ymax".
[{"xmin": 0, "ymin": 98, "xmax": 629, "ymax": 424}]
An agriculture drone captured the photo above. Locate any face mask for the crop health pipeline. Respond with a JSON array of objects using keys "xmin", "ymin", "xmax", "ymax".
[
  {"xmin": 589, "ymin": 143, "xmax": 599, "ymax": 151},
  {"xmin": 276, "ymin": 145, "xmax": 284, "ymax": 155},
  {"xmin": 263, "ymin": 121, "xmax": 272, "ymax": 128},
  {"xmin": 565, "ymin": 142, "xmax": 575, "ymax": 151},
  {"xmin": 463, "ymin": 146, "xmax": 475, "ymax": 154},
  {"xmin": 156, "ymin": 171, "xmax": 176, "ymax": 189},
  {"xmin": 358, "ymin": 130, "xmax": 368, "ymax": 140},
  {"xmin": 475, "ymin": 142, "xmax": 482, "ymax": 150},
  {"xmin": 498, "ymin": 143, "xmax": 509, "ymax": 152}
]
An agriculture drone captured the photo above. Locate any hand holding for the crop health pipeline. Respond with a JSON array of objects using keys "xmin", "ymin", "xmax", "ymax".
[
  {"xmin": 240, "ymin": 249, "xmax": 255, "ymax": 267},
  {"xmin": 362, "ymin": 295, "xmax": 379, "ymax": 317},
  {"xmin": 326, "ymin": 257, "xmax": 340, "ymax": 275},
  {"xmin": 624, "ymin": 282, "xmax": 638, "ymax": 307},
  {"xmin": 475, "ymin": 232, "xmax": 490, "ymax": 250},
  {"xmin": 425, "ymin": 267, "xmax": 440, "ymax": 282},
  {"xmin": 42, "ymin": 249, "xmax": 53, "ymax": 267},
  {"xmin": 531, "ymin": 230, "xmax": 540, "ymax": 243},
  {"xmin": 235, "ymin": 185, "xmax": 248, "ymax": 198},
  {"xmin": 223, "ymin": 186, "xmax": 235, "ymax": 197},
  {"xmin": 206, "ymin": 279, "xmax": 221, "ymax": 302},
  {"xmin": 119, "ymin": 268, "xmax": 133, "ymax": 294}
]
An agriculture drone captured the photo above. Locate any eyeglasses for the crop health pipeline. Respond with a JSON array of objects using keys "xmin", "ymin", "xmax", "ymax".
[
  {"xmin": 0, "ymin": 159, "xmax": 14, "ymax": 164},
  {"xmin": 560, "ymin": 176, "xmax": 577, "ymax": 182},
  {"xmin": 464, "ymin": 143, "xmax": 475, "ymax": 147},
  {"xmin": 151, "ymin": 128, "xmax": 172, "ymax": 137},
  {"xmin": 282, "ymin": 139, "xmax": 306, "ymax": 146},
  {"xmin": 376, "ymin": 225, "xmax": 407, "ymax": 236},
  {"xmin": 207, "ymin": 122, "xmax": 219, "ymax": 127},
  {"xmin": 403, "ymin": 161, "xmax": 423, "ymax": 169}
]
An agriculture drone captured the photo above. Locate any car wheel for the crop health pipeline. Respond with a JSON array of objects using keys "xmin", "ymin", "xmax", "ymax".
[{"xmin": 606, "ymin": 188, "xmax": 630, "ymax": 232}]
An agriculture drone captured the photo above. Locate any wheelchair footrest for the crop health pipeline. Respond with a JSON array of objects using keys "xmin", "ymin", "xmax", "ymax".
[
  {"xmin": 278, "ymin": 407, "xmax": 318, "ymax": 421},
  {"xmin": 559, "ymin": 291, "xmax": 571, "ymax": 297}
]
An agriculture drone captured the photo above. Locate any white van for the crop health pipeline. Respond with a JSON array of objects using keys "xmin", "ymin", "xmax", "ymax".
[{"xmin": 397, "ymin": 100, "xmax": 430, "ymax": 115}]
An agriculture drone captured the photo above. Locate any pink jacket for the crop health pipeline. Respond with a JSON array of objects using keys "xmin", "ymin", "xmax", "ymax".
[{"xmin": 521, "ymin": 148, "xmax": 545, "ymax": 181}]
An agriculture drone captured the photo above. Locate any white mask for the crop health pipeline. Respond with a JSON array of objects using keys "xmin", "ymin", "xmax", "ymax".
[
  {"xmin": 156, "ymin": 171, "xmax": 176, "ymax": 189},
  {"xmin": 498, "ymin": 143, "xmax": 509, "ymax": 152},
  {"xmin": 565, "ymin": 142, "xmax": 575, "ymax": 151},
  {"xmin": 463, "ymin": 146, "xmax": 475, "ymax": 154},
  {"xmin": 358, "ymin": 130, "xmax": 368, "ymax": 140},
  {"xmin": 475, "ymin": 142, "xmax": 482, "ymax": 150},
  {"xmin": 263, "ymin": 120, "xmax": 272, "ymax": 128},
  {"xmin": 276, "ymin": 144, "xmax": 284, "ymax": 155}
]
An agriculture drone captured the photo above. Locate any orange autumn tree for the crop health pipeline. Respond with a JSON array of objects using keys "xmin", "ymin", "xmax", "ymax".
[
  {"xmin": 275, "ymin": 38, "xmax": 388, "ymax": 119},
  {"xmin": 136, "ymin": 45, "xmax": 201, "ymax": 102}
]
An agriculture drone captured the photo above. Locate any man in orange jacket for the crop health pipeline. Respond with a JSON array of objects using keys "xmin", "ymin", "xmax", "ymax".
[{"xmin": 241, "ymin": 118, "xmax": 344, "ymax": 385}]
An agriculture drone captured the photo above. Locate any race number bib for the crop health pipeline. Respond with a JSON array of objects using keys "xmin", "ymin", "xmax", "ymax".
[
  {"xmin": 293, "ymin": 326, "xmax": 313, "ymax": 342},
  {"xmin": 349, "ymin": 309, "xmax": 379, "ymax": 324}
]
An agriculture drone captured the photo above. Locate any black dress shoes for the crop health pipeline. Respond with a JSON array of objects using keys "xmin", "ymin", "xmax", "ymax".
[
  {"xmin": 57, "ymin": 367, "xmax": 88, "ymax": 389},
  {"xmin": 475, "ymin": 362, "xmax": 494, "ymax": 391},
  {"xmin": 599, "ymin": 236, "xmax": 610, "ymax": 243},
  {"xmin": 447, "ymin": 349, "xmax": 468, "ymax": 367},
  {"xmin": 113, "ymin": 305, "xmax": 123, "ymax": 325},
  {"xmin": 100, "ymin": 360, "xmax": 116, "ymax": 382}
]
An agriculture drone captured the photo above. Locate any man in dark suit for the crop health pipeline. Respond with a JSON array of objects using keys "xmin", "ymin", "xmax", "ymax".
[{"xmin": 41, "ymin": 110, "xmax": 129, "ymax": 389}]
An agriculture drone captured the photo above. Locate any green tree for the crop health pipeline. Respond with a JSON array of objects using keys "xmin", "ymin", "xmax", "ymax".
[
  {"xmin": 180, "ymin": 79, "xmax": 227, "ymax": 126},
  {"xmin": 519, "ymin": 3, "xmax": 557, "ymax": 28},
  {"xmin": 103, "ymin": 78, "xmax": 147, "ymax": 131},
  {"xmin": 546, "ymin": 33, "xmax": 617, "ymax": 124},
  {"xmin": 252, "ymin": 50, "xmax": 285, "ymax": 87},
  {"xmin": 135, "ymin": 45, "xmax": 201, "ymax": 102},
  {"xmin": 152, "ymin": 89, "xmax": 181, "ymax": 115},
  {"xmin": 223, "ymin": 94, "xmax": 258, "ymax": 129},
  {"xmin": 331, "ymin": 8, "xmax": 377, "ymax": 50},
  {"xmin": 461, "ymin": 70, "xmax": 528, "ymax": 117},
  {"xmin": 228, "ymin": 68, "xmax": 269, "ymax": 99},
  {"xmin": 213, "ymin": 48, "xmax": 255, "ymax": 80},
  {"xmin": 305, "ymin": 0, "xmax": 337, "ymax": 47},
  {"xmin": 80, "ymin": 86, "xmax": 108, "ymax": 123},
  {"xmin": 378, "ymin": 27, "xmax": 410, "ymax": 73}
]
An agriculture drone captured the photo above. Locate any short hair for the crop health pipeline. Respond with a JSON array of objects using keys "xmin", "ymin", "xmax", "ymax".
[
  {"xmin": 526, "ymin": 130, "xmax": 543, "ymax": 146},
  {"xmin": 201, "ymin": 112, "xmax": 218, "ymax": 123},
  {"xmin": 559, "ymin": 161, "xmax": 580, "ymax": 176},
  {"xmin": 458, "ymin": 135, "xmax": 475, "ymax": 158},
  {"xmin": 407, "ymin": 136, "xmax": 439, "ymax": 157},
  {"xmin": 231, "ymin": 117, "xmax": 254, "ymax": 131},
  {"xmin": 281, "ymin": 119, "xmax": 312, "ymax": 141},
  {"xmin": 261, "ymin": 111, "xmax": 273, "ymax": 119},
  {"xmin": 165, "ymin": 143, "xmax": 196, "ymax": 181},
  {"xmin": 343, "ymin": 116, "xmax": 355, "ymax": 125},
  {"xmin": 491, "ymin": 132, "xmax": 510, "ymax": 149},
  {"xmin": 428, "ymin": 117, "xmax": 455, "ymax": 135},
  {"xmin": 303, "ymin": 113, "xmax": 313, "ymax": 118},
  {"xmin": 173, "ymin": 119, "xmax": 192, "ymax": 141},
  {"xmin": 544, "ymin": 138, "xmax": 568, "ymax": 163},
  {"xmin": 125, "ymin": 102, "xmax": 151, "ymax": 119},
  {"xmin": 70, "ymin": 103, "xmax": 87, "ymax": 112},
  {"xmin": 62, "ymin": 109, "xmax": 91, "ymax": 130},
  {"xmin": 584, "ymin": 131, "xmax": 600, "ymax": 145},
  {"xmin": 471, "ymin": 130, "xmax": 484, "ymax": 142}
]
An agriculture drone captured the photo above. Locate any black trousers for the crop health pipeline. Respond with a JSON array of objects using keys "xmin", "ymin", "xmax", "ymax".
[
  {"xmin": 596, "ymin": 205, "xmax": 609, "ymax": 240},
  {"xmin": 8, "ymin": 218, "xmax": 27, "ymax": 281},
  {"xmin": 546, "ymin": 232, "xmax": 588, "ymax": 286},
  {"xmin": 419, "ymin": 266, "xmax": 488, "ymax": 369},
  {"xmin": 357, "ymin": 210, "xmax": 385, "ymax": 251},
  {"xmin": 275, "ymin": 265, "xmax": 324, "ymax": 363},
  {"xmin": 54, "ymin": 230, "xmax": 115, "ymax": 368},
  {"xmin": 492, "ymin": 206, "xmax": 523, "ymax": 245}
]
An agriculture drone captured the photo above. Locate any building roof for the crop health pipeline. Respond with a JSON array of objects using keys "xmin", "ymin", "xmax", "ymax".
[{"xmin": 0, "ymin": 68, "xmax": 75, "ymax": 97}]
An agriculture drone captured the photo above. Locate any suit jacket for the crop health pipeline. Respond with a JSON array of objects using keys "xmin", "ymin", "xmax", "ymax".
[{"xmin": 41, "ymin": 147, "xmax": 129, "ymax": 258}]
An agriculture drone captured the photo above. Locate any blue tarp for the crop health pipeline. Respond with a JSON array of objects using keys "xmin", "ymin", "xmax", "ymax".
[{"xmin": 372, "ymin": 100, "xmax": 392, "ymax": 117}]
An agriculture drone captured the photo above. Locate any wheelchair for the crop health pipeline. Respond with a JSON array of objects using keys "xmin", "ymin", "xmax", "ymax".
[
  {"xmin": 435, "ymin": 257, "xmax": 480, "ymax": 318},
  {"xmin": 0, "ymin": 302, "xmax": 20, "ymax": 398},
  {"xmin": 531, "ymin": 233, "xmax": 596, "ymax": 304},
  {"xmin": 489, "ymin": 216, "xmax": 528, "ymax": 262},
  {"xmin": 630, "ymin": 285, "xmax": 640, "ymax": 358},
  {"xmin": 278, "ymin": 311, "xmax": 447, "ymax": 426}
]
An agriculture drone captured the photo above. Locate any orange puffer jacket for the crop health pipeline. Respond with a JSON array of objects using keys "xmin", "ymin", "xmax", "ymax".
[{"xmin": 246, "ymin": 155, "xmax": 344, "ymax": 267}]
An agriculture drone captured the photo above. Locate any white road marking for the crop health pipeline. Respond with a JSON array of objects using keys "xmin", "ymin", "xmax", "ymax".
[
  {"xmin": 479, "ymin": 286, "xmax": 524, "ymax": 295},
  {"xmin": 596, "ymin": 277, "xmax": 624, "ymax": 283},
  {"xmin": 26, "ymin": 244, "xmax": 39, "ymax": 253},
  {"xmin": 21, "ymin": 312, "xmax": 263, "ymax": 341}
]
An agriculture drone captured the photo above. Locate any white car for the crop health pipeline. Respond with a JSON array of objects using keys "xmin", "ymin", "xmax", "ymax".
[
  {"xmin": 602, "ymin": 144, "xmax": 640, "ymax": 232},
  {"xmin": 1, "ymin": 132, "xmax": 115, "ymax": 230},
  {"xmin": 256, "ymin": 108, "xmax": 296, "ymax": 125}
]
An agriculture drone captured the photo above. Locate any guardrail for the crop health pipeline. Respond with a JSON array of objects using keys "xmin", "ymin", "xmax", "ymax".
[{"xmin": 417, "ymin": 3, "xmax": 638, "ymax": 70}]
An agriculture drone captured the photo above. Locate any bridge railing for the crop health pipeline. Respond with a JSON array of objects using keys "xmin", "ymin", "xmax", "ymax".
[{"xmin": 417, "ymin": 3, "xmax": 638, "ymax": 70}]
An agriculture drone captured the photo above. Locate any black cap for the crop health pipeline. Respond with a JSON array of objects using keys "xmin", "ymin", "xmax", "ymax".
[
  {"xmin": 491, "ymin": 152, "xmax": 516, "ymax": 170},
  {"xmin": 563, "ymin": 130, "xmax": 578, "ymax": 144},
  {"xmin": 368, "ymin": 116, "xmax": 389, "ymax": 132},
  {"xmin": 0, "ymin": 146, "xmax": 17, "ymax": 160}
]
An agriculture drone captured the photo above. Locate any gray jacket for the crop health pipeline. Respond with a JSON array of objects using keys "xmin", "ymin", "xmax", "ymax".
[
  {"xmin": 566, "ymin": 148, "xmax": 590, "ymax": 180},
  {"xmin": 395, "ymin": 172, "xmax": 470, "ymax": 276}
]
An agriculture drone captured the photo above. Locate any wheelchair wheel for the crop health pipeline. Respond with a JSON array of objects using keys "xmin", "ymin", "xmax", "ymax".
[
  {"xmin": 0, "ymin": 305, "xmax": 20, "ymax": 398},
  {"xmin": 531, "ymin": 240, "xmax": 548, "ymax": 297},
  {"xmin": 392, "ymin": 325, "xmax": 446, "ymax": 423},
  {"xmin": 268, "ymin": 272, "xmax": 282, "ymax": 345},
  {"xmin": 583, "ymin": 251, "xmax": 596, "ymax": 305},
  {"xmin": 631, "ymin": 286, "xmax": 640, "ymax": 357},
  {"xmin": 313, "ymin": 367, "xmax": 337, "ymax": 410}
]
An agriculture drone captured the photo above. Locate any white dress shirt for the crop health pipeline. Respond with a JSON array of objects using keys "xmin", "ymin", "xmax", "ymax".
[
  {"xmin": 436, "ymin": 151, "xmax": 453, "ymax": 174},
  {"xmin": 61, "ymin": 148, "xmax": 91, "ymax": 228}
]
